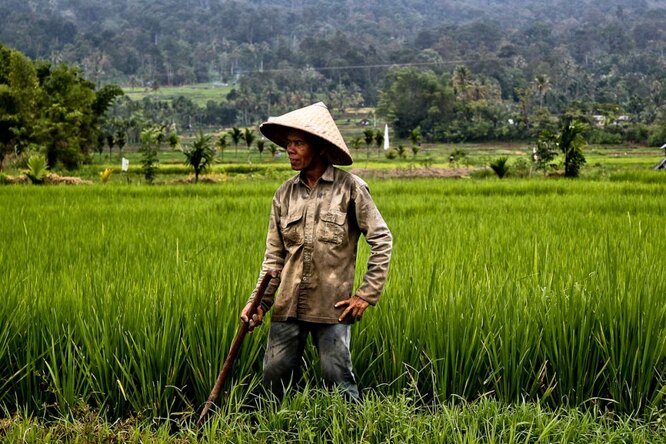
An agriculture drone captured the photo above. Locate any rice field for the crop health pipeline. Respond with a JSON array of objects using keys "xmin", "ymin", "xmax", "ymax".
[{"xmin": 1, "ymin": 173, "xmax": 666, "ymax": 440}]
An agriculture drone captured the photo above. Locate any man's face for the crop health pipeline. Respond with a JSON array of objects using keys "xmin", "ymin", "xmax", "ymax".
[{"xmin": 286, "ymin": 130, "xmax": 317, "ymax": 171}]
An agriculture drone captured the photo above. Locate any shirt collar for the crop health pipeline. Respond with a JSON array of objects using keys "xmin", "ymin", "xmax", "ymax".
[{"xmin": 295, "ymin": 164, "xmax": 335, "ymax": 186}]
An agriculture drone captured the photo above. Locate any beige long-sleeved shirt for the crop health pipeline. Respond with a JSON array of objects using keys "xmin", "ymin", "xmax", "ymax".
[{"xmin": 249, "ymin": 165, "xmax": 392, "ymax": 324}]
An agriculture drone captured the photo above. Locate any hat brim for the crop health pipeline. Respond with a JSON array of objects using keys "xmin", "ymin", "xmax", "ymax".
[{"xmin": 260, "ymin": 122, "xmax": 353, "ymax": 166}]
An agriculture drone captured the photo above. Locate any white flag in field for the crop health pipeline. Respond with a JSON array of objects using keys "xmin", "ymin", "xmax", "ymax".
[
  {"xmin": 121, "ymin": 157, "xmax": 129, "ymax": 172},
  {"xmin": 383, "ymin": 124, "xmax": 389, "ymax": 150}
]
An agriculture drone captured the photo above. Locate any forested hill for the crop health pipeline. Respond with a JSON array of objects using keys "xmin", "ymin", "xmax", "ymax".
[{"xmin": 1, "ymin": 0, "xmax": 664, "ymax": 90}]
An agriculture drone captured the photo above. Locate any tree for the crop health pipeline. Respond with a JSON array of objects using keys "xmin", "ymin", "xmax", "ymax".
[
  {"xmin": 377, "ymin": 67, "xmax": 454, "ymax": 139},
  {"xmin": 182, "ymin": 131, "xmax": 215, "ymax": 183},
  {"xmin": 557, "ymin": 116, "xmax": 587, "ymax": 177},
  {"xmin": 167, "ymin": 132, "xmax": 179, "ymax": 150},
  {"xmin": 216, "ymin": 132, "xmax": 228, "ymax": 159},
  {"xmin": 350, "ymin": 136, "xmax": 363, "ymax": 154},
  {"xmin": 363, "ymin": 128, "xmax": 374, "ymax": 160},
  {"xmin": 533, "ymin": 74, "xmax": 551, "ymax": 108},
  {"xmin": 230, "ymin": 126, "xmax": 242, "ymax": 156},
  {"xmin": 374, "ymin": 129, "xmax": 384, "ymax": 158},
  {"xmin": 242, "ymin": 127, "xmax": 255, "ymax": 151},
  {"xmin": 532, "ymin": 134, "xmax": 558, "ymax": 173},
  {"xmin": 396, "ymin": 144, "xmax": 407, "ymax": 159},
  {"xmin": 139, "ymin": 126, "xmax": 162, "ymax": 184},
  {"xmin": 410, "ymin": 127, "xmax": 422, "ymax": 158},
  {"xmin": 256, "ymin": 139, "xmax": 265, "ymax": 160},
  {"xmin": 452, "ymin": 65, "xmax": 472, "ymax": 102},
  {"xmin": 537, "ymin": 116, "xmax": 588, "ymax": 177}
]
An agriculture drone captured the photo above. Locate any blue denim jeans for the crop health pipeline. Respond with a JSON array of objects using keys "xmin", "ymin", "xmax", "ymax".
[{"xmin": 262, "ymin": 320, "xmax": 359, "ymax": 399}]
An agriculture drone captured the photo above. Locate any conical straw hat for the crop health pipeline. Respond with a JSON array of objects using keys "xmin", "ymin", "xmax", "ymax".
[{"xmin": 260, "ymin": 102, "xmax": 353, "ymax": 165}]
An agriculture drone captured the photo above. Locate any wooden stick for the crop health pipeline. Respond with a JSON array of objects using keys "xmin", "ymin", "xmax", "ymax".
[{"xmin": 197, "ymin": 269, "xmax": 279, "ymax": 426}]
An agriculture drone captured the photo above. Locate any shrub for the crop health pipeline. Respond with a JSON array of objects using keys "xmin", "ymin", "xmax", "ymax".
[
  {"xmin": 99, "ymin": 168, "xmax": 113, "ymax": 184},
  {"xmin": 25, "ymin": 154, "xmax": 49, "ymax": 184},
  {"xmin": 587, "ymin": 129, "xmax": 623, "ymax": 145},
  {"xmin": 490, "ymin": 157, "xmax": 510, "ymax": 178}
]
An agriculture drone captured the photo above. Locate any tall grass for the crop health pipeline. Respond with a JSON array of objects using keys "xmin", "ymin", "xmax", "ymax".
[{"xmin": 0, "ymin": 177, "xmax": 665, "ymax": 420}]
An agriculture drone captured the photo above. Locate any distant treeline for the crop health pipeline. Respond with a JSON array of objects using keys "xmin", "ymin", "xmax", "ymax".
[{"xmin": 1, "ymin": 0, "xmax": 666, "ymax": 163}]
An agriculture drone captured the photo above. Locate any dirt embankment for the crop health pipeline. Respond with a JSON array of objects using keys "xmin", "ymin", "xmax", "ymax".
[{"xmin": 351, "ymin": 167, "xmax": 475, "ymax": 179}]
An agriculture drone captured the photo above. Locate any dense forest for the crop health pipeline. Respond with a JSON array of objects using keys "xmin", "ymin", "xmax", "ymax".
[{"xmin": 1, "ymin": 0, "xmax": 666, "ymax": 153}]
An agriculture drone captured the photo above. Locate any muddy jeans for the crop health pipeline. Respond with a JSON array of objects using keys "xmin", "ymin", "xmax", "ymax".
[{"xmin": 262, "ymin": 320, "xmax": 359, "ymax": 399}]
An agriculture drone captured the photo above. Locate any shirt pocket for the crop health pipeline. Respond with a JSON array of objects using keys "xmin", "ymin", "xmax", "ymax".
[
  {"xmin": 281, "ymin": 210, "xmax": 304, "ymax": 248},
  {"xmin": 318, "ymin": 210, "xmax": 347, "ymax": 245}
]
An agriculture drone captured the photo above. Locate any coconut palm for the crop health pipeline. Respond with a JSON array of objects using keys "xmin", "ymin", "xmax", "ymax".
[
  {"xmin": 363, "ymin": 128, "xmax": 374, "ymax": 160},
  {"xmin": 216, "ymin": 132, "xmax": 228, "ymax": 160},
  {"xmin": 242, "ymin": 127, "xmax": 255, "ymax": 151},
  {"xmin": 182, "ymin": 132, "xmax": 215, "ymax": 183},
  {"xmin": 230, "ymin": 127, "xmax": 243, "ymax": 156},
  {"xmin": 533, "ymin": 74, "xmax": 551, "ymax": 108}
]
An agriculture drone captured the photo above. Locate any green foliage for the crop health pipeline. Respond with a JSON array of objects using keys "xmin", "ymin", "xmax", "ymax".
[
  {"xmin": 362, "ymin": 128, "xmax": 374, "ymax": 147},
  {"xmin": 2, "ymin": 179, "xmax": 666, "ymax": 421},
  {"xmin": 409, "ymin": 127, "xmax": 422, "ymax": 146},
  {"xmin": 373, "ymin": 129, "xmax": 384, "ymax": 149},
  {"xmin": 99, "ymin": 168, "xmax": 113, "ymax": 184},
  {"xmin": 182, "ymin": 132, "xmax": 215, "ymax": 183},
  {"xmin": 647, "ymin": 122, "xmax": 666, "ymax": 147},
  {"xmin": 532, "ymin": 135, "xmax": 559, "ymax": 173},
  {"xmin": 558, "ymin": 117, "xmax": 588, "ymax": 178},
  {"xmin": 267, "ymin": 143, "xmax": 278, "ymax": 160},
  {"xmin": 139, "ymin": 127, "xmax": 161, "ymax": 184},
  {"xmin": 167, "ymin": 132, "xmax": 179, "ymax": 150},
  {"xmin": 449, "ymin": 148, "xmax": 467, "ymax": 163},
  {"xmin": 0, "ymin": 44, "xmax": 124, "ymax": 170},
  {"xmin": 256, "ymin": 139, "xmax": 265, "ymax": 159},
  {"xmin": 489, "ymin": 156, "xmax": 510, "ymax": 178},
  {"xmin": 230, "ymin": 127, "xmax": 242, "ymax": 154},
  {"xmin": 396, "ymin": 144, "xmax": 407, "ymax": 159},
  {"xmin": 377, "ymin": 67, "xmax": 453, "ymax": 139},
  {"xmin": 25, "ymin": 154, "xmax": 48, "ymax": 184},
  {"xmin": 350, "ymin": 136, "xmax": 363, "ymax": 152},
  {"xmin": 242, "ymin": 127, "xmax": 255, "ymax": 151},
  {"xmin": 587, "ymin": 129, "xmax": 624, "ymax": 145},
  {"xmin": 536, "ymin": 116, "xmax": 588, "ymax": 177},
  {"xmin": 3, "ymin": 391, "xmax": 665, "ymax": 442}
]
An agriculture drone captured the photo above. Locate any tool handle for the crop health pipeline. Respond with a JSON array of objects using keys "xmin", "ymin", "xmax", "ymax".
[{"xmin": 197, "ymin": 269, "xmax": 279, "ymax": 426}]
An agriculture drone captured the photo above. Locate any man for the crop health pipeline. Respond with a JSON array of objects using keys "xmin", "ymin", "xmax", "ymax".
[{"xmin": 241, "ymin": 102, "xmax": 392, "ymax": 399}]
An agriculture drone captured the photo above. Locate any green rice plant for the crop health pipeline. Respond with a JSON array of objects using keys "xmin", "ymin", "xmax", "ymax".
[{"xmin": 1, "ymin": 177, "xmax": 665, "ymax": 423}]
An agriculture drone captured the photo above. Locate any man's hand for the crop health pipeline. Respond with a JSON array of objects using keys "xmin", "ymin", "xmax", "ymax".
[
  {"xmin": 241, "ymin": 303, "xmax": 265, "ymax": 332},
  {"xmin": 335, "ymin": 296, "xmax": 369, "ymax": 323}
]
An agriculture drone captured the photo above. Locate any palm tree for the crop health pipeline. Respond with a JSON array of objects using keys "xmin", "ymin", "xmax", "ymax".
[
  {"xmin": 256, "ymin": 139, "xmax": 265, "ymax": 160},
  {"xmin": 183, "ymin": 132, "xmax": 215, "ymax": 183},
  {"xmin": 363, "ymin": 128, "xmax": 374, "ymax": 161},
  {"xmin": 216, "ymin": 132, "xmax": 228, "ymax": 160},
  {"xmin": 242, "ymin": 127, "xmax": 256, "ymax": 151},
  {"xmin": 452, "ymin": 64, "xmax": 472, "ymax": 101},
  {"xmin": 490, "ymin": 157, "xmax": 510, "ymax": 178},
  {"xmin": 533, "ymin": 74, "xmax": 551, "ymax": 108},
  {"xmin": 230, "ymin": 127, "xmax": 243, "ymax": 156},
  {"xmin": 557, "ymin": 116, "xmax": 587, "ymax": 177},
  {"xmin": 350, "ymin": 136, "xmax": 363, "ymax": 153},
  {"xmin": 242, "ymin": 127, "xmax": 256, "ymax": 162},
  {"xmin": 374, "ymin": 129, "xmax": 384, "ymax": 158},
  {"xmin": 409, "ymin": 127, "xmax": 422, "ymax": 158}
]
